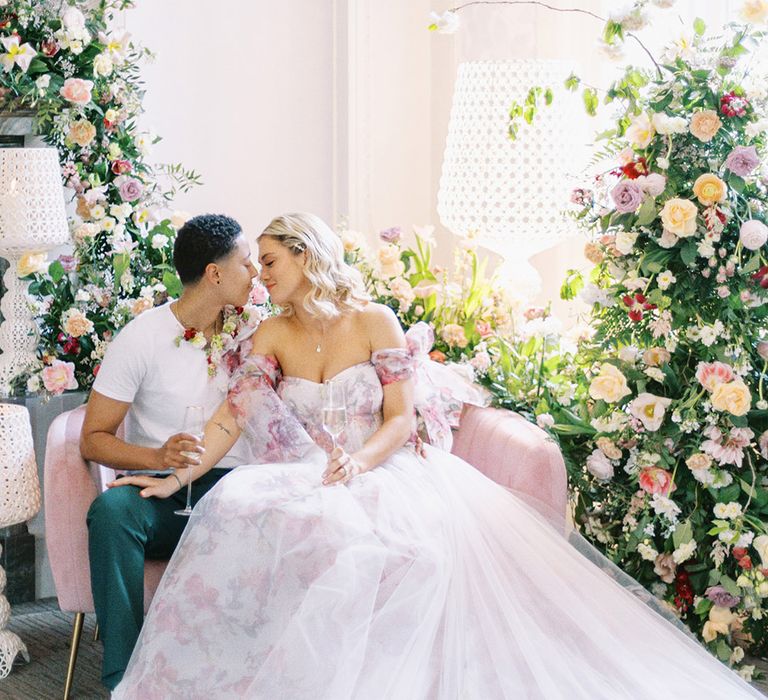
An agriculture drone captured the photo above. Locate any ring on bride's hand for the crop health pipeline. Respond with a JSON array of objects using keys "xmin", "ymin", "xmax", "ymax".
[{"xmin": 340, "ymin": 466, "xmax": 347, "ymax": 477}]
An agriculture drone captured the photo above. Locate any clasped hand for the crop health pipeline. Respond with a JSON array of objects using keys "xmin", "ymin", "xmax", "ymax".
[
  {"xmin": 322, "ymin": 446, "xmax": 362, "ymax": 486},
  {"xmin": 107, "ymin": 432, "xmax": 204, "ymax": 499}
]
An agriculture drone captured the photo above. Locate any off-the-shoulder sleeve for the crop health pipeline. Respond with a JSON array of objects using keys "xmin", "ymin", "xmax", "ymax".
[
  {"xmin": 371, "ymin": 348, "xmax": 414, "ymax": 385},
  {"xmin": 227, "ymin": 354, "xmax": 318, "ymax": 463}
]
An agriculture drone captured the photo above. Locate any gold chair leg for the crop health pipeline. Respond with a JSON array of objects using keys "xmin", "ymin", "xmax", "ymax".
[
  {"xmin": 64, "ymin": 612, "xmax": 84, "ymax": 700},
  {"xmin": 93, "ymin": 623, "xmax": 99, "ymax": 642}
]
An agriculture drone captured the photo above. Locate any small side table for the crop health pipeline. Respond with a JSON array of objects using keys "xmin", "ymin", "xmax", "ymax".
[{"xmin": 0, "ymin": 404, "xmax": 41, "ymax": 677}]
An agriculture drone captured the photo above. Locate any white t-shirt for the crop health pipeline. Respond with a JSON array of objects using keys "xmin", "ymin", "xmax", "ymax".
[{"xmin": 92, "ymin": 303, "xmax": 250, "ymax": 469}]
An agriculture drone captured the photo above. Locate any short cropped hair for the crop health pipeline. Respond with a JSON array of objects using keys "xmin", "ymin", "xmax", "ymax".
[{"xmin": 173, "ymin": 214, "xmax": 242, "ymax": 285}]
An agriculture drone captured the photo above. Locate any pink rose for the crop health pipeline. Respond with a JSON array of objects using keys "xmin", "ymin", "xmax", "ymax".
[
  {"xmin": 759, "ymin": 430, "xmax": 768, "ymax": 460},
  {"xmin": 740, "ymin": 220, "xmax": 768, "ymax": 251},
  {"xmin": 42, "ymin": 360, "xmax": 78, "ymax": 395},
  {"xmin": 611, "ymin": 181, "xmax": 645, "ymax": 214},
  {"xmin": 638, "ymin": 466, "xmax": 675, "ymax": 496},
  {"xmin": 725, "ymin": 145, "xmax": 760, "ymax": 177},
  {"xmin": 695, "ymin": 361, "xmax": 734, "ymax": 392},
  {"xmin": 249, "ymin": 282, "xmax": 270, "ymax": 305},
  {"xmin": 115, "ymin": 175, "xmax": 144, "ymax": 202},
  {"xmin": 636, "ymin": 173, "xmax": 667, "ymax": 197},
  {"xmin": 59, "ymin": 78, "xmax": 94, "ymax": 105}
]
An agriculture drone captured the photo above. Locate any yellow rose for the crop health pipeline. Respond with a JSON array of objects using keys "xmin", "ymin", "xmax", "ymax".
[
  {"xmin": 17, "ymin": 252, "xmax": 48, "ymax": 277},
  {"xmin": 742, "ymin": 0, "xmax": 768, "ymax": 23},
  {"xmin": 711, "ymin": 379, "xmax": 752, "ymax": 416},
  {"xmin": 692, "ymin": 174, "xmax": 727, "ymax": 206},
  {"xmin": 754, "ymin": 535, "xmax": 768, "ymax": 569},
  {"xmin": 67, "ymin": 119, "xmax": 97, "ymax": 148},
  {"xmin": 689, "ymin": 110, "xmax": 722, "ymax": 142},
  {"xmin": 660, "ymin": 198, "xmax": 698, "ymax": 237},
  {"xmin": 588, "ymin": 364, "xmax": 631, "ymax": 404}
]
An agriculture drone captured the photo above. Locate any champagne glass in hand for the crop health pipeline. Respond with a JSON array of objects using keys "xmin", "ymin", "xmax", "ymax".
[
  {"xmin": 174, "ymin": 405, "xmax": 205, "ymax": 516},
  {"xmin": 322, "ymin": 380, "xmax": 347, "ymax": 450}
]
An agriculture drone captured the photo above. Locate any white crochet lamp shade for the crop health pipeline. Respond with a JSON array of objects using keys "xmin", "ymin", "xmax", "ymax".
[
  {"xmin": 0, "ymin": 148, "xmax": 69, "ymax": 391},
  {"xmin": 0, "ymin": 404, "xmax": 41, "ymax": 677},
  {"xmin": 438, "ymin": 60, "xmax": 580, "ymax": 298}
]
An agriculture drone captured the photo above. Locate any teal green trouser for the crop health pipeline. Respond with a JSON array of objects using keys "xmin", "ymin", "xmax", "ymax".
[{"xmin": 86, "ymin": 468, "xmax": 228, "ymax": 690}]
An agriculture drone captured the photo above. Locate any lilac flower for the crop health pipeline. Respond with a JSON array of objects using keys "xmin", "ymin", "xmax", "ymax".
[
  {"xmin": 378, "ymin": 226, "xmax": 402, "ymax": 244},
  {"xmin": 705, "ymin": 585, "xmax": 740, "ymax": 608},
  {"xmin": 610, "ymin": 181, "xmax": 644, "ymax": 214},
  {"xmin": 724, "ymin": 145, "xmax": 760, "ymax": 177}
]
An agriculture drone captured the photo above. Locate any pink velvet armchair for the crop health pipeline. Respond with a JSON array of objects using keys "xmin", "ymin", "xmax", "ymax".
[{"xmin": 44, "ymin": 402, "xmax": 567, "ymax": 699}]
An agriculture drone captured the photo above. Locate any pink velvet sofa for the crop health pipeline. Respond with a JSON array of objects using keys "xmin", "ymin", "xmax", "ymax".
[{"xmin": 44, "ymin": 402, "xmax": 567, "ymax": 698}]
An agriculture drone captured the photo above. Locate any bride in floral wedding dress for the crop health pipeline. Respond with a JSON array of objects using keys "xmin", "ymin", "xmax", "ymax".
[{"xmin": 112, "ymin": 213, "xmax": 762, "ymax": 699}]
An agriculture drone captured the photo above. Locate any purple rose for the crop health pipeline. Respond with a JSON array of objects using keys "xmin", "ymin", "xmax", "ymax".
[
  {"xmin": 610, "ymin": 180, "xmax": 644, "ymax": 214},
  {"xmin": 705, "ymin": 585, "xmax": 740, "ymax": 608},
  {"xmin": 724, "ymin": 145, "xmax": 760, "ymax": 177},
  {"xmin": 115, "ymin": 175, "xmax": 144, "ymax": 202},
  {"xmin": 379, "ymin": 226, "xmax": 402, "ymax": 243}
]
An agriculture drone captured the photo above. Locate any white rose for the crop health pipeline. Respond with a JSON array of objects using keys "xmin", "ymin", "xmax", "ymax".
[
  {"xmin": 35, "ymin": 75, "xmax": 51, "ymax": 90},
  {"xmin": 615, "ymin": 230, "xmax": 639, "ymax": 255},
  {"xmin": 651, "ymin": 112, "xmax": 687, "ymax": 135},
  {"xmin": 93, "ymin": 53, "xmax": 113, "ymax": 77},
  {"xmin": 740, "ymin": 220, "xmax": 768, "ymax": 250},
  {"xmin": 672, "ymin": 540, "xmax": 696, "ymax": 564},
  {"xmin": 62, "ymin": 7, "xmax": 86, "ymax": 31},
  {"xmin": 151, "ymin": 233, "xmax": 169, "ymax": 250},
  {"xmin": 586, "ymin": 449, "xmax": 614, "ymax": 480},
  {"xmin": 637, "ymin": 542, "xmax": 659, "ymax": 561}
]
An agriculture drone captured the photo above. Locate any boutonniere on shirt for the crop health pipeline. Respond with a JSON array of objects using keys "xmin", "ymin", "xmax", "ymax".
[{"xmin": 175, "ymin": 302, "xmax": 267, "ymax": 377}]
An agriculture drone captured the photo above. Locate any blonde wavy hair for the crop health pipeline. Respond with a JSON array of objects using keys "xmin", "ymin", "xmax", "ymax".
[{"xmin": 259, "ymin": 212, "xmax": 369, "ymax": 320}]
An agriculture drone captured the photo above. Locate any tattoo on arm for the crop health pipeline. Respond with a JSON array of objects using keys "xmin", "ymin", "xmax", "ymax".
[{"xmin": 214, "ymin": 421, "xmax": 232, "ymax": 436}]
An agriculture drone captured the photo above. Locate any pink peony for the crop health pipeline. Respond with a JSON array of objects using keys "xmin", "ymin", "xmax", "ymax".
[
  {"xmin": 695, "ymin": 361, "xmax": 735, "ymax": 392},
  {"xmin": 611, "ymin": 181, "xmax": 645, "ymax": 214},
  {"xmin": 249, "ymin": 282, "xmax": 269, "ymax": 305},
  {"xmin": 41, "ymin": 360, "xmax": 78, "ymax": 395},
  {"xmin": 724, "ymin": 145, "xmax": 760, "ymax": 177},
  {"xmin": 638, "ymin": 466, "xmax": 675, "ymax": 496},
  {"xmin": 59, "ymin": 78, "xmax": 94, "ymax": 105},
  {"xmin": 115, "ymin": 175, "xmax": 144, "ymax": 202}
]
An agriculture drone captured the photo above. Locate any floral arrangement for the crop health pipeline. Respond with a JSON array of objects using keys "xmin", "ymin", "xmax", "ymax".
[
  {"xmin": 342, "ymin": 225, "xmax": 571, "ymax": 419},
  {"xmin": 430, "ymin": 0, "xmax": 768, "ymax": 675},
  {"xmin": 0, "ymin": 0, "xmax": 200, "ymax": 396}
]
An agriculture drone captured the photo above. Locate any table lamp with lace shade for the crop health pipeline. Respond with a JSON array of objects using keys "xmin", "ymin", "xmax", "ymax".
[
  {"xmin": 0, "ymin": 147, "xmax": 69, "ymax": 393},
  {"xmin": 0, "ymin": 403, "xmax": 40, "ymax": 677}
]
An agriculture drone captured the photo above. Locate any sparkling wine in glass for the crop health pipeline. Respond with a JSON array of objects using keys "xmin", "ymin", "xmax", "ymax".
[
  {"xmin": 322, "ymin": 380, "xmax": 347, "ymax": 449},
  {"xmin": 174, "ymin": 404, "xmax": 205, "ymax": 516}
]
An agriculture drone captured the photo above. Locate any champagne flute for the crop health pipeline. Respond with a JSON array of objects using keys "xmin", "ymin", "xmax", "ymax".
[
  {"xmin": 174, "ymin": 405, "xmax": 205, "ymax": 516},
  {"xmin": 322, "ymin": 380, "xmax": 347, "ymax": 450}
]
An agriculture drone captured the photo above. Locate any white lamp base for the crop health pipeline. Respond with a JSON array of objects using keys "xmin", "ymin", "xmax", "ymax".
[
  {"xmin": 0, "ymin": 255, "xmax": 38, "ymax": 392},
  {"xmin": 496, "ymin": 257, "xmax": 543, "ymax": 301},
  {"xmin": 0, "ymin": 548, "xmax": 30, "ymax": 678}
]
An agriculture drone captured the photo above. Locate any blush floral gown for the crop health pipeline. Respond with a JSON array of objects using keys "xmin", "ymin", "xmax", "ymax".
[{"xmin": 114, "ymin": 327, "xmax": 763, "ymax": 700}]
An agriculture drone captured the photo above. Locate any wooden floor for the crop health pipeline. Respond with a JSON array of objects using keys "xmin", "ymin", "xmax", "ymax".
[{"xmin": 2, "ymin": 598, "xmax": 768, "ymax": 699}]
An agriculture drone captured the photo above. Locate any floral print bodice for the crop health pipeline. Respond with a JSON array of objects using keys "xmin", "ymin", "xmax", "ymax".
[{"xmin": 227, "ymin": 322, "xmax": 490, "ymax": 463}]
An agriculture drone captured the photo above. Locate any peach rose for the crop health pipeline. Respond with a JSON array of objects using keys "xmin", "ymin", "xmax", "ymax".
[
  {"xmin": 588, "ymin": 363, "xmax": 631, "ymax": 403},
  {"xmin": 584, "ymin": 242, "xmax": 604, "ymax": 264},
  {"xmin": 653, "ymin": 553, "xmax": 677, "ymax": 584},
  {"xmin": 711, "ymin": 379, "xmax": 752, "ymax": 416},
  {"xmin": 689, "ymin": 110, "xmax": 722, "ymax": 142},
  {"xmin": 660, "ymin": 198, "xmax": 698, "ymax": 237},
  {"xmin": 596, "ymin": 436, "xmax": 622, "ymax": 460},
  {"xmin": 62, "ymin": 308, "xmax": 94, "ymax": 338},
  {"xmin": 17, "ymin": 252, "xmax": 48, "ymax": 277},
  {"xmin": 377, "ymin": 244, "xmax": 405, "ymax": 278},
  {"xmin": 695, "ymin": 361, "xmax": 735, "ymax": 392},
  {"xmin": 685, "ymin": 453, "xmax": 712, "ymax": 471},
  {"xmin": 692, "ymin": 173, "xmax": 727, "ymax": 206},
  {"xmin": 741, "ymin": 0, "xmax": 768, "ymax": 23},
  {"xmin": 442, "ymin": 323, "xmax": 468, "ymax": 348},
  {"xmin": 60, "ymin": 78, "xmax": 94, "ymax": 105},
  {"xmin": 642, "ymin": 347, "xmax": 670, "ymax": 367},
  {"xmin": 41, "ymin": 360, "xmax": 78, "ymax": 395},
  {"xmin": 67, "ymin": 119, "xmax": 97, "ymax": 148},
  {"xmin": 130, "ymin": 297, "xmax": 153, "ymax": 317}
]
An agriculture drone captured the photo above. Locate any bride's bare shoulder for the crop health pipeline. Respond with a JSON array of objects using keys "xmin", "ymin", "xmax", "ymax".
[
  {"xmin": 249, "ymin": 315, "xmax": 289, "ymax": 356},
  {"xmin": 358, "ymin": 303, "xmax": 405, "ymax": 349}
]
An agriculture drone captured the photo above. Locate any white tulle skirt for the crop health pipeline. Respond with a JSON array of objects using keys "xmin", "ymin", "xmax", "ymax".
[{"xmin": 114, "ymin": 446, "xmax": 762, "ymax": 699}]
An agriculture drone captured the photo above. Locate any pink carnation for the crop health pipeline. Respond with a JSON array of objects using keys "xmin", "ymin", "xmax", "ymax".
[
  {"xmin": 41, "ymin": 360, "xmax": 78, "ymax": 395},
  {"xmin": 695, "ymin": 361, "xmax": 734, "ymax": 392}
]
